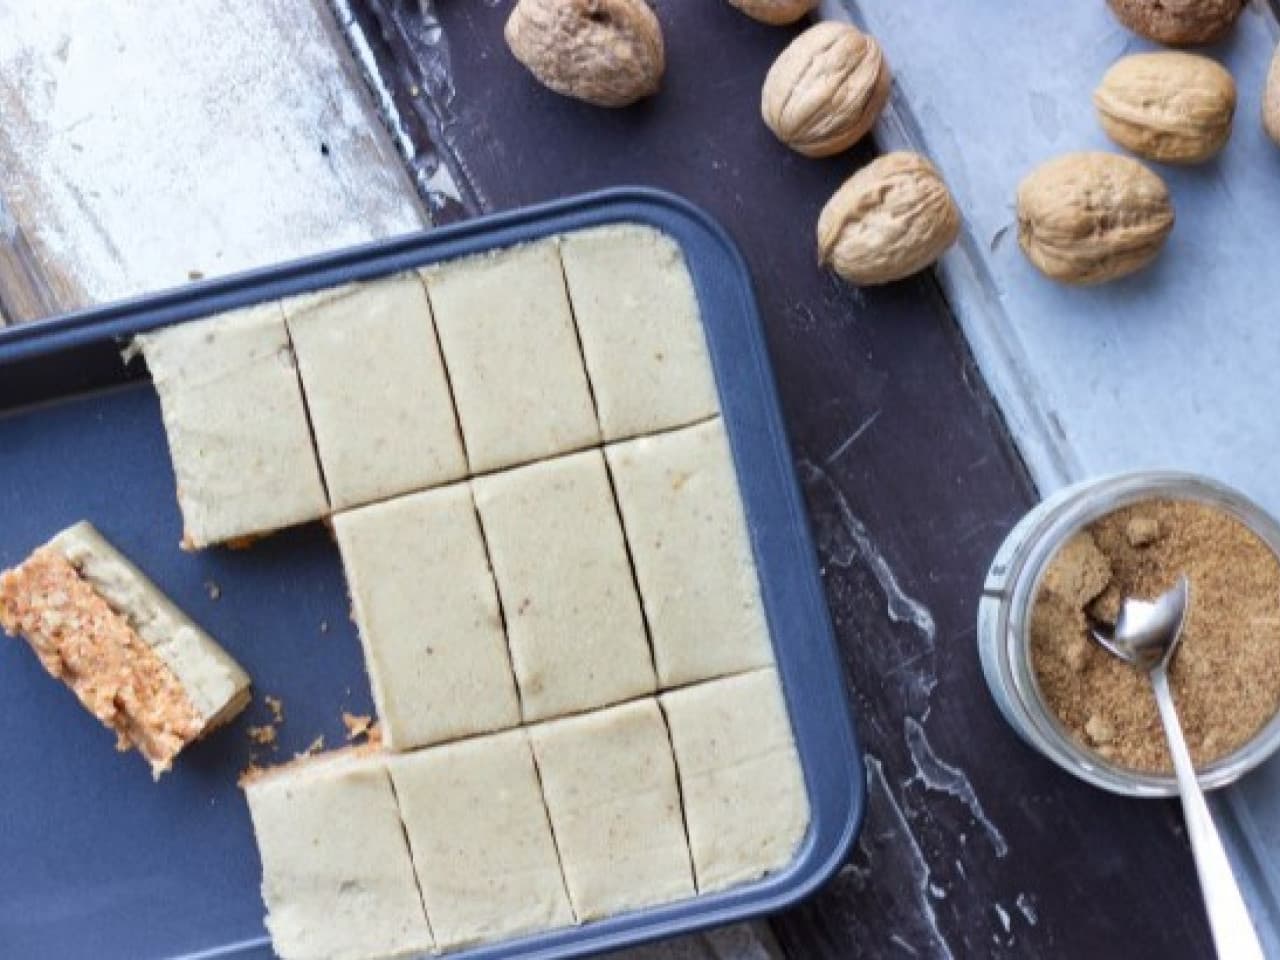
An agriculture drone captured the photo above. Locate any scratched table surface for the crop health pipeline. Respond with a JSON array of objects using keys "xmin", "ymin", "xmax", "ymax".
[{"xmin": 0, "ymin": 1, "xmax": 1217, "ymax": 958}]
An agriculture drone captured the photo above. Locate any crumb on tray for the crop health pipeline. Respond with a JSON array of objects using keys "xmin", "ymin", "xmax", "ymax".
[
  {"xmin": 248, "ymin": 725, "xmax": 277, "ymax": 747},
  {"xmin": 265, "ymin": 695, "xmax": 285, "ymax": 724},
  {"xmin": 342, "ymin": 712, "xmax": 373, "ymax": 741}
]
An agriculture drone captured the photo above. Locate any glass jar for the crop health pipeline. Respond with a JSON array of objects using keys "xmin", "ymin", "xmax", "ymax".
[{"xmin": 978, "ymin": 470, "xmax": 1280, "ymax": 797}]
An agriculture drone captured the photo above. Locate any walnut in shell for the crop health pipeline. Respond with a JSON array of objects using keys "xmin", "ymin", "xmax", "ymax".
[
  {"xmin": 1017, "ymin": 153, "xmax": 1174, "ymax": 285},
  {"xmin": 1106, "ymin": 0, "xmax": 1245, "ymax": 46},
  {"xmin": 762, "ymin": 23, "xmax": 891, "ymax": 158},
  {"xmin": 505, "ymin": 0, "xmax": 664, "ymax": 108},
  {"xmin": 1266, "ymin": 45, "xmax": 1280, "ymax": 147},
  {"xmin": 726, "ymin": 0, "xmax": 817, "ymax": 25},
  {"xmin": 1094, "ymin": 52, "xmax": 1236, "ymax": 164},
  {"xmin": 817, "ymin": 152, "xmax": 960, "ymax": 285}
]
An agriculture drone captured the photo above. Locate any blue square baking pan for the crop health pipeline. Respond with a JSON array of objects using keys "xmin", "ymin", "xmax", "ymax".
[{"xmin": 0, "ymin": 187, "xmax": 864, "ymax": 960}]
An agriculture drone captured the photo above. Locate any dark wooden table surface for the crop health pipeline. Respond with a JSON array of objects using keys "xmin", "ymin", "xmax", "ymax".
[{"xmin": 349, "ymin": 2, "xmax": 1217, "ymax": 957}]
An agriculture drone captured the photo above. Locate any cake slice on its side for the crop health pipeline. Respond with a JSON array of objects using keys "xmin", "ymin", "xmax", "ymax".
[{"xmin": 0, "ymin": 522, "xmax": 251, "ymax": 776}]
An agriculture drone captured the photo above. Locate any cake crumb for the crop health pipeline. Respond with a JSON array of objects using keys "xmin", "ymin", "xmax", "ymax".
[
  {"xmin": 204, "ymin": 580, "xmax": 222, "ymax": 601},
  {"xmin": 247, "ymin": 725, "xmax": 277, "ymax": 747},
  {"xmin": 296, "ymin": 735, "xmax": 325, "ymax": 758},
  {"xmin": 265, "ymin": 696, "xmax": 284, "ymax": 724},
  {"xmin": 320, "ymin": 620, "xmax": 329, "ymax": 634},
  {"xmin": 342, "ymin": 712, "xmax": 372, "ymax": 741}
]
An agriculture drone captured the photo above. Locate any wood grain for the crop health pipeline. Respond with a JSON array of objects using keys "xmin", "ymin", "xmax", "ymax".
[
  {"xmin": 0, "ymin": 0, "xmax": 426, "ymax": 325},
  {"xmin": 0, "ymin": 196, "xmax": 80, "ymax": 323}
]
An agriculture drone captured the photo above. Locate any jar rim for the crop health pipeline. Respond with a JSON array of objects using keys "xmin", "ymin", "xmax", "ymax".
[{"xmin": 999, "ymin": 470, "xmax": 1280, "ymax": 797}]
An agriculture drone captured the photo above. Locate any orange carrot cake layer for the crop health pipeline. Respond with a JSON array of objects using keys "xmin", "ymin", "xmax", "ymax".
[{"xmin": 0, "ymin": 522, "xmax": 251, "ymax": 776}]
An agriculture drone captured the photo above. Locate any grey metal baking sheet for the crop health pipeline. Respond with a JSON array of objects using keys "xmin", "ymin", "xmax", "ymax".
[{"xmin": 0, "ymin": 188, "xmax": 863, "ymax": 960}]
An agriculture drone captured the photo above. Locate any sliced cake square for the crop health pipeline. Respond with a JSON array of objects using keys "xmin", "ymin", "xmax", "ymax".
[
  {"xmin": 133, "ymin": 303, "xmax": 329, "ymax": 548},
  {"xmin": 422, "ymin": 240, "xmax": 599, "ymax": 473},
  {"xmin": 243, "ymin": 750, "xmax": 435, "ymax": 960},
  {"xmin": 472, "ymin": 449, "xmax": 655, "ymax": 721},
  {"xmin": 529, "ymin": 698, "xmax": 694, "ymax": 919},
  {"xmin": 659, "ymin": 669, "xmax": 809, "ymax": 892},
  {"xmin": 606, "ymin": 418, "xmax": 773, "ymax": 687},
  {"xmin": 333, "ymin": 483, "xmax": 520, "ymax": 751},
  {"xmin": 284, "ymin": 274, "xmax": 466, "ymax": 509},
  {"xmin": 559, "ymin": 224, "xmax": 718, "ymax": 441},
  {"xmin": 388, "ymin": 728, "xmax": 575, "ymax": 949}
]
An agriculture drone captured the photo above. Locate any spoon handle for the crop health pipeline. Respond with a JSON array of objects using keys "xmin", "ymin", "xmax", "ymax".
[{"xmin": 1151, "ymin": 665, "xmax": 1265, "ymax": 960}]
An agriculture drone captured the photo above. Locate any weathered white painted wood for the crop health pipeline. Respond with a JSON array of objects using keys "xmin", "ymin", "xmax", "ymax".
[{"xmin": 0, "ymin": 0, "xmax": 426, "ymax": 323}]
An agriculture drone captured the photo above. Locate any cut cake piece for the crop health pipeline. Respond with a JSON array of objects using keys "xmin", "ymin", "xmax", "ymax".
[
  {"xmin": 0, "ymin": 521, "xmax": 251, "ymax": 776},
  {"xmin": 283, "ymin": 275, "xmax": 467, "ymax": 510},
  {"xmin": 659, "ymin": 669, "xmax": 810, "ymax": 892},
  {"xmin": 529, "ymin": 698, "xmax": 695, "ymax": 920},
  {"xmin": 388, "ymin": 727, "xmax": 575, "ymax": 950},
  {"xmin": 558, "ymin": 223, "xmax": 719, "ymax": 441},
  {"xmin": 243, "ymin": 749, "xmax": 436, "ymax": 960},
  {"xmin": 333, "ymin": 482, "xmax": 520, "ymax": 751},
  {"xmin": 605, "ymin": 418, "xmax": 773, "ymax": 687},
  {"xmin": 472, "ymin": 449, "xmax": 655, "ymax": 721},
  {"xmin": 132, "ymin": 302, "xmax": 329, "ymax": 548},
  {"xmin": 421, "ymin": 239, "xmax": 600, "ymax": 473}
]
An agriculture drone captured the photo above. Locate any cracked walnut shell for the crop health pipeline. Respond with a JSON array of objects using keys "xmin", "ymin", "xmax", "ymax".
[
  {"xmin": 1106, "ymin": 0, "xmax": 1245, "ymax": 46},
  {"xmin": 817, "ymin": 152, "xmax": 960, "ymax": 285},
  {"xmin": 1266, "ymin": 45, "xmax": 1280, "ymax": 147},
  {"xmin": 1017, "ymin": 153, "xmax": 1174, "ymax": 285},
  {"xmin": 726, "ymin": 0, "xmax": 817, "ymax": 25},
  {"xmin": 505, "ymin": 0, "xmax": 664, "ymax": 108},
  {"xmin": 1094, "ymin": 53, "xmax": 1236, "ymax": 164},
  {"xmin": 762, "ymin": 22, "xmax": 892, "ymax": 158}
]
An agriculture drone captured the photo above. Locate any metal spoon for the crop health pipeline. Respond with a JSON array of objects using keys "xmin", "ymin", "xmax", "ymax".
[{"xmin": 1091, "ymin": 576, "xmax": 1264, "ymax": 960}]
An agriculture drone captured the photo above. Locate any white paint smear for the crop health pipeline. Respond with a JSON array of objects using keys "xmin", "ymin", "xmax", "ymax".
[
  {"xmin": 867, "ymin": 754, "xmax": 956, "ymax": 960},
  {"xmin": 994, "ymin": 903, "xmax": 1012, "ymax": 934},
  {"xmin": 800, "ymin": 460, "xmax": 937, "ymax": 642},
  {"xmin": 1016, "ymin": 892, "xmax": 1039, "ymax": 926},
  {"xmin": 904, "ymin": 717, "xmax": 1009, "ymax": 858}
]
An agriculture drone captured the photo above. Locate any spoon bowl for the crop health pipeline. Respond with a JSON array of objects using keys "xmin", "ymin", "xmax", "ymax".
[{"xmin": 1090, "ymin": 574, "xmax": 1190, "ymax": 672}]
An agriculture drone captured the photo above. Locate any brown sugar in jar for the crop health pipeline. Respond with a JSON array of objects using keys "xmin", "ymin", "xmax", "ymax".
[{"xmin": 1029, "ymin": 498, "xmax": 1280, "ymax": 774}]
